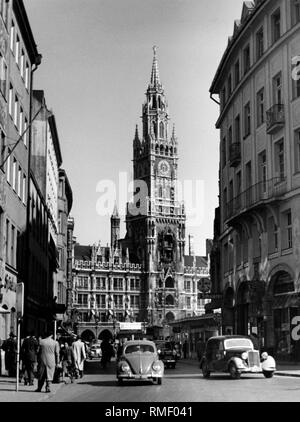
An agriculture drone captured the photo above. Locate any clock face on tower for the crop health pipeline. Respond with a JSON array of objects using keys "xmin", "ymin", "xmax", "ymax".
[{"xmin": 158, "ymin": 160, "xmax": 170, "ymax": 177}]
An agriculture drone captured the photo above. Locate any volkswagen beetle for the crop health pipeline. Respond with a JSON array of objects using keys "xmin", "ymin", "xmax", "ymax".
[
  {"xmin": 116, "ymin": 340, "xmax": 164, "ymax": 385},
  {"xmin": 200, "ymin": 335, "xmax": 276, "ymax": 379}
]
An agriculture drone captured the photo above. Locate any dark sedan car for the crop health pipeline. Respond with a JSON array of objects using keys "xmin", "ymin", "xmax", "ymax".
[
  {"xmin": 200, "ymin": 335, "xmax": 276, "ymax": 379},
  {"xmin": 155, "ymin": 341, "xmax": 177, "ymax": 369}
]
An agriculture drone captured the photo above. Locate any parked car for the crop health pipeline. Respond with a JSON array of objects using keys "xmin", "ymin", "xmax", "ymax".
[
  {"xmin": 155, "ymin": 341, "xmax": 177, "ymax": 369},
  {"xmin": 89, "ymin": 344, "xmax": 102, "ymax": 359},
  {"xmin": 116, "ymin": 340, "xmax": 164, "ymax": 385},
  {"xmin": 200, "ymin": 335, "xmax": 276, "ymax": 380}
]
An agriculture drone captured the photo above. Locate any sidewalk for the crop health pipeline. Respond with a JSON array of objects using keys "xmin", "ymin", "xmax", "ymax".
[
  {"xmin": 180, "ymin": 358, "xmax": 300, "ymax": 377},
  {"xmin": 0, "ymin": 376, "xmax": 65, "ymax": 402}
]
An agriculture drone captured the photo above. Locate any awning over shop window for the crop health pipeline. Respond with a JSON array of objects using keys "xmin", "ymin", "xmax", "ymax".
[{"xmin": 273, "ymin": 293, "xmax": 300, "ymax": 309}]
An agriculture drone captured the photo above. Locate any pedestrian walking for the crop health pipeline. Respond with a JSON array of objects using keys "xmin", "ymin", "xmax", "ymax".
[
  {"xmin": 100, "ymin": 338, "xmax": 112, "ymax": 369},
  {"xmin": 60, "ymin": 341, "xmax": 75, "ymax": 383},
  {"xmin": 72, "ymin": 335, "xmax": 86, "ymax": 378},
  {"xmin": 36, "ymin": 330, "xmax": 60, "ymax": 393},
  {"xmin": 1, "ymin": 332, "xmax": 17, "ymax": 377},
  {"xmin": 20, "ymin": 331, "xmax": 39, "ymax": 386},
  {"xmin": 196, "ymin": 339, "xmax": 205, "ymax": 362}
]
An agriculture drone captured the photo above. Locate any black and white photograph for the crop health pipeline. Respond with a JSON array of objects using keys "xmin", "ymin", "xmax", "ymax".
[{"xmin": 0, "ymin": 0, "xmax": 300, "ymax": 411}]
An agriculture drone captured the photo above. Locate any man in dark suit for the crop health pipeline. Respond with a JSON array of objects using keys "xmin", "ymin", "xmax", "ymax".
[{"xmin": 21, "ymin": 331, "xmax": 39, "ymax": 386}]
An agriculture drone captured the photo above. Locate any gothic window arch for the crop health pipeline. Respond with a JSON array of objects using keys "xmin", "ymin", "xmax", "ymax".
[
  {"xmin": 170, "ymin": 146, "xmax": 173, "ymax": 155},
  {"xmin": 165, "ymin": 295, "xmax": 174, "ymax": 306},
  {"xmin": 152, "ymin": 95, "xmax": 157, "ymax": 109},
  {"xmin": 159, "ymin": 122, "xmax": 164, "ymax": 138},
  {"xmin": 160, "ymin": 144, "xmax": 164, "ymax": 155},
  {"xmin": 165, "ymin": 277, "xmax": 175, "ymax": 289},
  {"xmin": 165, "ymin": 146, "xmax": 169, "ymax": 156},
  {"xmin": 152, "ymin": 121, "xmax": 157, "ymax": 137},
  {"xmin": 155, "ymin": 144, "xmax": 159, "ymax": 154},
  {"xmin": 159, "ymin": 186, "xmax": 163, "ymax": 198}
]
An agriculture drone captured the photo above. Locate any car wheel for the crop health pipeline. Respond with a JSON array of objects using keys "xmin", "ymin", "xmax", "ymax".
[
  {"xmin": 263, "ymin": 371, "xmax": 274, "ymax": 378},
  {"xmin": 229, "ymin": 363, "xmax": 241, "ymax": 380},
  {"xmin": 202, "ymin": 362, "xmax": 211, "ymax": 379},
  {"xmin": 157, "ymin": 378, "xmax": 162, "ymax": 385}
]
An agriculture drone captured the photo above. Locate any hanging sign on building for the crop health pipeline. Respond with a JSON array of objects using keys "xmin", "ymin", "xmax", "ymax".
[
  {"xmin": 119, "ymin": 322, "xmax": 142, "ymax": 331},
  {"xmin": 16, "ymin": 283, "xmax": 24, "ymax": 319}
]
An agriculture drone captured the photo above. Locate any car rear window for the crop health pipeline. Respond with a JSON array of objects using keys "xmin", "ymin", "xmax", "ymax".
[
  {"xmin": 125, "ymin": 344, "xmax": 155, "ymax": 354},
  {"xmin": 224, "ymin": 339, "xmax": 253, "ymax": 350}
]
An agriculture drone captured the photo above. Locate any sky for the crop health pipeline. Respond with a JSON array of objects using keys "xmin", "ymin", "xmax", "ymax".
[{"xmin": 24, "ymin": 0, "xmax": 244, "ymax": 256}]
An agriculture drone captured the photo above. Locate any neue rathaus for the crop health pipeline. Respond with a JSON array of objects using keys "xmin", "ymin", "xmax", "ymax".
[{"xmin": 71, "ymin": 48, "xmax": 210, "ymax": 341}]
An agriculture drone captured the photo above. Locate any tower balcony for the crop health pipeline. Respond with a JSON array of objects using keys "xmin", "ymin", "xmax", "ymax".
[
  {"xmin": 266, "ymin": 104, "xmax": 285, "ymax": 134},
  {"xmin": 225, "ymin": 177, "xmax": 287, "ymax": 224},
  {"xmin": 229, "ymin": 142, "xmax": 241, "ymax": 167}
]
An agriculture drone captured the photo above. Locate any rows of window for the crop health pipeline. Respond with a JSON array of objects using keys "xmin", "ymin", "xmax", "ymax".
[
  {"xmin": 29, "ymin": 184, "xmax": 48, "ymax": 250},
  {"xmin": 10, "ymin": 19, "xmax": 30, "ymax": 90},
  {"xmin": 75, "ymin": 276, "xmax": 141, "ymax": 291},
  {"xmin": 78, "ymin": 311, "xmax": 140, "ymax": 323},
  {"xmin": 223, "ymin": 129, "xmax": 300, "ymax": 219},
  {"xmin": 5, "ymin": 147, "xmax": 27, "ymax": 203},
  {"xmin": 76, "ymin": 294, "xmax": 140, "ymax": 309},
  {"xmin": 220, "ymin": 1, "xmax": 300, "ymax": 110},
  {"xmin": 5, "ymin": 218, "xmax": 19, "ymax": 269},
  {"xmin": 8, "ymin": 83, "xmax": 28, "ymax": 145},
  {"xmin": 223, "ymin": 209, "xmax": 293, "ymax": 273},
  {"xmin": 222, "ymin": 69, "xmax": 300, "ymax": 169}
]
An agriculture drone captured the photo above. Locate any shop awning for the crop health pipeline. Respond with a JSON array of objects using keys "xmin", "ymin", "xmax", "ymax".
[{"xmin": 273, "ymin": 293, "xmax": 300, "ymax": 309}]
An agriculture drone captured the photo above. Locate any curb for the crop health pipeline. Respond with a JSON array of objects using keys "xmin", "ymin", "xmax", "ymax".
[{"xmin": 275, "ymin": 372, "xmax": 300, "ymax": 378}]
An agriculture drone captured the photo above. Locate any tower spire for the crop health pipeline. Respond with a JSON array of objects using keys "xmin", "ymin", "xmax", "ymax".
[
  {"xmin": 150, "ymin": 45, "xmax": 161, "ymax": 88},
  {"xmin": 134, "ymin": 124, "xmax": 139, "ymax": 141}
]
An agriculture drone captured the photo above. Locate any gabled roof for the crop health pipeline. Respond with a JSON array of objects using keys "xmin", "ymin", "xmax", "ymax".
[
  {"xmin": 184, "ymin": 255, "xmax": 208, "ymax": 268},
  {"xmin": 74, "ymin": 245, "xmax": 92, "ymax": 261}
]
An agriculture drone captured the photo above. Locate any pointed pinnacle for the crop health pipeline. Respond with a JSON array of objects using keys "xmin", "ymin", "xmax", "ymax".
[{"xmin": 150, "ymin": 45, "xmax": 160, "ymax": 88}]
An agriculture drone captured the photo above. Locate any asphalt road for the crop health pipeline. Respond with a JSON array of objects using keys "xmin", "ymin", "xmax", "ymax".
[{"xmin": 44, "ymin": 358, "xmax": 300, "ymax": 403}]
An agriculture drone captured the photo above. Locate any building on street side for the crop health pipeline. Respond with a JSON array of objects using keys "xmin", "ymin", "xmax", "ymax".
[
  {"xmin": 210, "ymin": 0, "xmax": 300, "ymax": 360},
  {"xmin": 0, "ymin": 0, "xmax": 41, "ymax": 340}
]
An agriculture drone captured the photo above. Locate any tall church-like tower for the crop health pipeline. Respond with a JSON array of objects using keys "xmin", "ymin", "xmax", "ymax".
[{"xmin": 124, "ymin": 47, "xmax": 186, "ymax": 326}]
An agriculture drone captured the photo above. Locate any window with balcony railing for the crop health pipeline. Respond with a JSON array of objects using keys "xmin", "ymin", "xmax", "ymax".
[{"xmin": 266, "ymin": 104, "xmax": 285, "ymax": 134}]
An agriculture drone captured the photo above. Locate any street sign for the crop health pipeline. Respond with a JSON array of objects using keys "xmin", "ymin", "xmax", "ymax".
[
  {"xmin": 16, "ymin": 283, "xmax": 24, "ymax": 319},
  {"xmin": 119, "ymin": 322, "xmax": 142, "ymax": 331}
]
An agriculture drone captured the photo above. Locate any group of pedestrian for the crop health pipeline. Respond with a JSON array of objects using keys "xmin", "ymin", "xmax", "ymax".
[{"xmin": 1, "ymin": 330, "xmax": 87, "ymax": 393}]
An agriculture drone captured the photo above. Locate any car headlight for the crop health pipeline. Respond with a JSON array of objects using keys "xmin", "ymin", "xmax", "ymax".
[
  {"xmin": 241, "ymin": 352, "xmax": 248, "ymax": 361},
  {"xmin": 120, "ymin": 362, "xmax": 130, "ymax": 372},
  {"xmin": 152, "ymin": 362, "xmax": 162, "ymax": 372}
]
